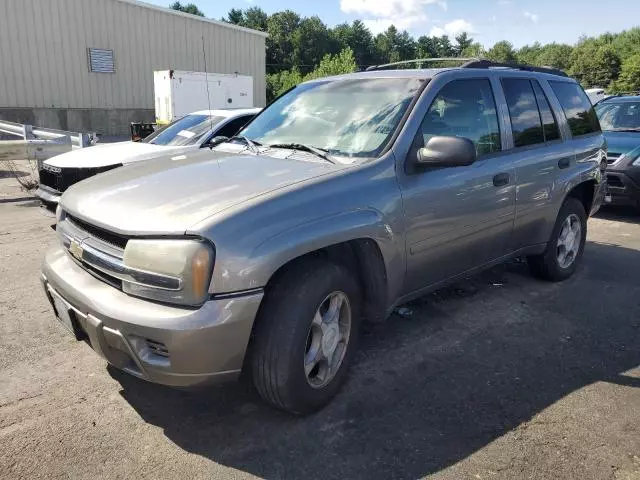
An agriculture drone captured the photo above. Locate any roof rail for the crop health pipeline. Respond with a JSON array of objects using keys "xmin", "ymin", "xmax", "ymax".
[
  {"xmin": 365, "ymin": 57, "xmax": 479, "ymax": 71},
  {"xmin": 461, "ymin": 59, "xmax": 569, "ymax": 78}
]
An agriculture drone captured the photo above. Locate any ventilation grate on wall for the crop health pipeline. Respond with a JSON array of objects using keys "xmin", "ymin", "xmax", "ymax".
[{"xmin": 87, "ymin": 48, "xmax": 115, "ymax": 73}]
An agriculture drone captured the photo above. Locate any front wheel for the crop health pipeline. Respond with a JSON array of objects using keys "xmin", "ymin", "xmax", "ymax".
[
  {"xmin": 250, "ymin": 259, "xmax": 361, "ymax": 414},
  {"xmin": 528, "ymin": 197, "xmax": 587, "ymax": 281}
]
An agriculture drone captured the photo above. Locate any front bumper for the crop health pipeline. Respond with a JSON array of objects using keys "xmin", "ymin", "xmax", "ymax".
[
  {"xmin": 41, "ymin": 243, "xmax": 263, "ymax": 387},
  {"xmin": 606, "ymin": 171, "xmax": 640, "ymax": 207},
  {"xmin": 35, "ymin": 185, "xmax": 61, "ymax": 211}
]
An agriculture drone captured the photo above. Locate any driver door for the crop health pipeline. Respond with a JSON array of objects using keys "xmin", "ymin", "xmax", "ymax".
[{"xmin": 398, "ymin": 78, "xmax": 516, "ymax": 294}]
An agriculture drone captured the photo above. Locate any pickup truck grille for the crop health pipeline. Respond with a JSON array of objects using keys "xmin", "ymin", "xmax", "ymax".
[
  {"xmin": 57, "ymin": 214, "xmax": 127, "ymax": 289},
  {"xmin": 39, "ymin": 164, "xmax": 121, "ymax": 193}
]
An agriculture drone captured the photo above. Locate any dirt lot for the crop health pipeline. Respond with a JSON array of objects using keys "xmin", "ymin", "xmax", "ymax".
[{"xmin": 1, "ymin": 170, "xmax": 639, "ymax": 480}]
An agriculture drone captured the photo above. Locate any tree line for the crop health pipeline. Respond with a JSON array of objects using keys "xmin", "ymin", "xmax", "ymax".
[{"xmin": 169, "ymin": 3, "xmax": 640, "ymax": 101}]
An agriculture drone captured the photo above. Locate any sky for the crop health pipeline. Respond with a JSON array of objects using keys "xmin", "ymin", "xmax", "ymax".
[{"xmin": 144, "ymin": 0, "xmax": 640, "ymax": 48}]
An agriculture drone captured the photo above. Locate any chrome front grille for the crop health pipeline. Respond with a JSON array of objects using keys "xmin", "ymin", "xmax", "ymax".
[{"xmin": 57, "ymin": 213, "xmax": 181, "ymax": 291}]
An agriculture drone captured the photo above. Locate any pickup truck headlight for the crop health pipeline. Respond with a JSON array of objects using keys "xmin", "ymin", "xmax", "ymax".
[{"xmin": 122, "ymin": 239, "xmax": 214, "ymax": 306}]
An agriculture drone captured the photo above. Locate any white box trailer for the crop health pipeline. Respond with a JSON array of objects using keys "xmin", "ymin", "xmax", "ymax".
[{"xmin": 154, "ymin": 70, "xmax": 254, "ymax": 124}]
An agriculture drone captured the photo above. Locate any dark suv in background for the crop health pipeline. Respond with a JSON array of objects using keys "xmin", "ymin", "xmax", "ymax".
[{"xmin": 595, "ymin": 95, "xmax": 640, "ymax": 209}]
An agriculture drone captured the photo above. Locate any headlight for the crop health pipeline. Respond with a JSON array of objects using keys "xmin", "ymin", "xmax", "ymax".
[{"xmin": 122, "ymin": 239, "xmax": 214, "ymax": 306}]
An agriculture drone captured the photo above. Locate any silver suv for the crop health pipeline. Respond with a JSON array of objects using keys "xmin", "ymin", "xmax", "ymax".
[{"xmin": 42, "ymin": 60, "xmax": 606, "ymax": 414}]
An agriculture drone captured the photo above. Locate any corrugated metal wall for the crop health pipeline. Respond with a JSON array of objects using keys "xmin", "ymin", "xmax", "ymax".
[{"xmin": 0, "ymin": 0, "xmax": 267, "ymax": 110}]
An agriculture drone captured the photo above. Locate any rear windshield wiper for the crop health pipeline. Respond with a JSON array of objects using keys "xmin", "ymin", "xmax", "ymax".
[
  {"xmin": 230, "ymin": 135, "xmax": 261, "ymax": 153},
  {"xmin": 268, "ymin": 143, "xmax": 337, "ymax": 164}
]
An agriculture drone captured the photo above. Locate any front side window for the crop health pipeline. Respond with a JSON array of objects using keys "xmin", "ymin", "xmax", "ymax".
[
  {"xmin": 414, "ymin": 78, "xmax": 501, "ymax": 157},
  {"xmin": 143, "ymin": 114, "xmax": 226, "ymax": 146},
  {"xmin": 241, "ymin": 78, "xmax": 424, "ymax": 159},
  {"xmin": 595, "ymin": 101, "xmax": 640, "ymax": 132},
  {"xmin": 549, "ymin": 81, "xmax": 601, "ymax": 137},
  {"xmin": 502, "ymin": 78, "xmax": 544, "ymax": 147}
]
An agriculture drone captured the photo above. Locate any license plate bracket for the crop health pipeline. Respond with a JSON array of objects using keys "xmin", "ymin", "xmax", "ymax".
[{"xmin": 52, "ymin": 296, "xmax": 83, "ymax": 340}]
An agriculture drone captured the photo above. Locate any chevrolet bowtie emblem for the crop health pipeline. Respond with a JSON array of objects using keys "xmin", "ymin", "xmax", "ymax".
[{"xmin": 69, "ymin": 240, "xmax": 84, "ymax": 261}]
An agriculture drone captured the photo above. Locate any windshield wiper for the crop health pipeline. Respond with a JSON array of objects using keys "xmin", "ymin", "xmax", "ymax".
[
  {"xmin": 607, "ymin": 128, "xmax": 640, "ymax": 132},
  {"xmin": 268, "ymin": 143, "xmax": 337, "ymax": 164},
  {"xmin": 229, "ymin": 135, "xmax": 261, "ymax": 153}
]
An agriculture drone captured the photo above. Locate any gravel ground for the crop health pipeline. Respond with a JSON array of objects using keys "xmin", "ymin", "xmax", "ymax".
[{"xmin": 1, "ymin": 170, "xmax": 639, "ymax": 480}]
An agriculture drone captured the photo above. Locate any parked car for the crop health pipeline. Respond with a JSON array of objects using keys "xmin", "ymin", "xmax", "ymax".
[
  {"xmin": 594, "ymin": 95, "xmax": 640, "ymax": 208},
  {"xmin": 35, "ymin": 108, "xmax": 261, "ymax": 210},
  {"xmin": 42, "ymin": 61, "xmax": 606, "ymax": 414},
  {"xmin": 585, "ymin": 87, "xmax": 610, "ymax": 105}
]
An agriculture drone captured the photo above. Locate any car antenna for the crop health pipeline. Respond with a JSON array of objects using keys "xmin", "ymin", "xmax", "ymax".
[{"xmin": 202, "ymin": 35, "xmax": 219, "ymax": 161}]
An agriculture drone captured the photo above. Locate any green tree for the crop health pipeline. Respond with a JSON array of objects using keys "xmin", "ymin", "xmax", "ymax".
[
  {"xmin": 537, "ymin": 43, "xmax": 573, "ymax": 70},
  {"xmin": 266, "ymin": 10, "xmax": 301, "ymax": 72},
  {"xmin": 169, "ymin": 1, "xmax": 204, "ymax": 17},
  {"xmin": 612, "ymin": 53, "xmax": 640, "ymax": 92},
  {"xmin": 570, "ymin": 43, "xmax": 621, "ymax": 87},
  {"xmin": 486, "ymin": 40, "xmax": 517, "ymax": 63},
  {"xmin": 416, "ymin": 35, "xmax": 438, "ymax": 58},
  {"xmin": 306, "ymin": 47, "xmax": 357, "ymax": 80},
  {"xmin": 267, "ymin": 48, "xmax": 357, "ymax": 101},
  {"xmin": 517, "ymin": 42, "xmax": 542, "ymax": 65},
  {"xmin": 375, "ymin": 26, "xmax": 416, "ymax": 64},
  {"xmin": 435, "ymin": 36, "xmax": 455, "ymax": 57},
  {"xmin": 331, "ymin": 21, "xmax": 375, "ymax": 67},
  {"xmin": 454, "ymin": 32, "xmax": 474, "ymax": 56},
  {"xmin": 293, "ymin": 16, "xmax": 332, "ymax": 73},
  {"xmin": 611, "ymin": 27, "xmax": 640, "ymax": 61},
  {"xmin": 225, "ymin": 8, "xmax": 244, "ymax": 24},
  {"xmin": 243, "ymin": 7, "xmax": 268, "ymax": 32},
  {"xmin": 461, "ymin": 42, "xmax": 485, "ymax": 58}
]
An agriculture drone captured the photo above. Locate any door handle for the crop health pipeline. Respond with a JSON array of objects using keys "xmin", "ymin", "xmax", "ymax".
[
  {"xmin": 558, "ymin": 158, "xmax": 571, "ymax": 169},
  {"xmin": 493, "ymin": 173, "xmax": 510, "ymax": 187}
]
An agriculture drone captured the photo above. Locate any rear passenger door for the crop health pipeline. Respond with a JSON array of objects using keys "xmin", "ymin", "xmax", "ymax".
[{"xmin": 500, "ymin": 77, "xmax": 574, "ymax": 251}]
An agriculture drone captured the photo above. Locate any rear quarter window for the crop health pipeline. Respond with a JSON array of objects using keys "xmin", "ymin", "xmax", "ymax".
[{"xmin": 549, "ymin": 81, "xmax": 601, "ymax": 137}]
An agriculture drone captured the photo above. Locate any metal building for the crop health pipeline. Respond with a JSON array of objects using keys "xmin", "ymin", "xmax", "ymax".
[{"xmin": 0, "ymin": 0, "xmax": 267, "ymax": 135}]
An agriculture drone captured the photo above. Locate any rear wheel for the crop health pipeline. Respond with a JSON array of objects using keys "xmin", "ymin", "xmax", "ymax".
[
  {"xmin": 250, "ymin": 259, "xmax": 361, "ymax": 414},
  {"xmin": 528, "ymin": 197, "xmax": 587, "ymax": 281}
]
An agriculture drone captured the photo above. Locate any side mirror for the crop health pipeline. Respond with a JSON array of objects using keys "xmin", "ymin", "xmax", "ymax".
[
  {"xmin": 416, "ymin": 136, "xmax": 477, "ymax": 168},
  {"xmin": 204, "ymin": 136, "xmax": 229, "ymax": 149}
]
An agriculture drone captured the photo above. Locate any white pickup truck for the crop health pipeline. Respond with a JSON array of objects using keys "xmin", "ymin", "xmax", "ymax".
[{"xmin": 36, "ymin": 108, "xmax": 260, "ymax": 209}]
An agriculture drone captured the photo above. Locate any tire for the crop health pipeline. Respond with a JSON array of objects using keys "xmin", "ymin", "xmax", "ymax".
[
  {"xmin": 528, "ymin": 197, "xmax": 587, "ymax": 282},
  {"xmin": 250, "ymin": 258, "xmax": 361, "ymax": 414}
]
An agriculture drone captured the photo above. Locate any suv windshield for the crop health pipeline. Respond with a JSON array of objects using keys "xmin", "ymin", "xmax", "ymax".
[
  {"xmin": 595, "ymin": 101, "xmax": 640, "ymax": 131},
  {"xmin": 143, "ymin": 114, "xmax": 226, "ymax": 146},
  {"xmin": 240, "ymin": 78, "xmax": 425, "ymax": 158}
]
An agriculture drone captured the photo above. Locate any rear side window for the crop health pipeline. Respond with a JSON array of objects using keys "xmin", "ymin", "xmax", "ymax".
[
  {"xmin": 549, "ymin": 81, "xmax": 601, "ymax": 137},
  {"xmin": 416, "ymin": 78, "xmax": 501, "ymax": 157},
  {"xmin": 531, "ymin": 81, "xmax": 560, "ymax": 142},
  {"xmin": 502, "ymin": 78, "xmax": 544, "ymax": 147}
]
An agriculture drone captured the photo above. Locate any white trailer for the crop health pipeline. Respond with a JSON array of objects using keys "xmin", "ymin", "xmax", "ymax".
[{"xmin": 154, "ymin": 70, "xmax": 254, "ymax": 124}]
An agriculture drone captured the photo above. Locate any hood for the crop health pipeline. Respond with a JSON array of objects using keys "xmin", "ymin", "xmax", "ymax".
[
  {"xmin": 46, "ymin": 141, "xmax": 189, "ymax": 168},
  {"xmin": 60, "ymin": 149, "xmax": 345, "ymax": 235},
  {"xmin": 603, "ymin": 131, "xmax": 640, "ymax": 156}
]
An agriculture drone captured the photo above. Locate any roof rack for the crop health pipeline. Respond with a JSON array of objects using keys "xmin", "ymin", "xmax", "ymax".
[
  {"xmin": 460, "ymin": 59, "xmax": 569, "ymax": 77},
  {"xmin": 365, "ymin": 57, "xmax": 478, "ymax": 71},
  {"xmin": 365, "ymin": 57, "xmax": 569, "ymax": 78}
]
